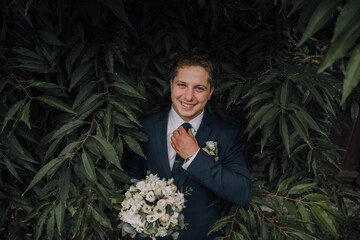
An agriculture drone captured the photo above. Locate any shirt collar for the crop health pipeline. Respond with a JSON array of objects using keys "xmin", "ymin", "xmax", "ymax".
[{"xmin": 168, "ymin": 105, "xmax": 203, "ymax": 132}]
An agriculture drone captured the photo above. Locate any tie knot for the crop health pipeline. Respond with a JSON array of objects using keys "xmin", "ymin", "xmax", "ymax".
[{"xmin": 181, "ymin": 122, "xmax": 192, "ymax": 131}]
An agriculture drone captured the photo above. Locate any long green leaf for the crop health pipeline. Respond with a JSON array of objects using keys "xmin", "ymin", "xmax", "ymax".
[
  {"xmin": 34, "ymin": 206, "xmax": 52, "ymax": 240},
  {"xmin": 82, "ymin": 150, "xmax": 98, "ymax": 183},
  {"xmin": 303, "ymin": 193, "xmax": 329, "ymax": 202},
  {"xmin": 70, "ymin": 60, "xmax": 93, "ymax": 90},
  {"xmin": 280, "ymin": 79, "xmax": 291, "ymax": 107},
  {"xmin": 279, "ymin": 114, "xmax": 290, "ymax": 157},
  {"xmin": 232, "ymin": 232, "xmax": 244, "ymax": 240},
  {"xmin": 112, "ymin": 102, "xmax": 140, "ymax": 126},
  {"xmin": 90, "ymin": 204, "xmax": 113, "ymax": 229},
  {"xmin": 91, "ymin": 135, "xmax": 122, "ymax": 169},
  {"xmin": 332, "ymin": 0, "xmax": 360, "ymax": 42},
  {"xmin": 207, "ymin": 215, "xmax": 232, "ymax": 235},
  {"xmin": 309, "ymin": 204, "xmax": 338, "ymax": 238},
  {"xmin": 37, "ymin": 95, "xmax": 77, "ymax": 114},
  {"xmin": 1, "ymin": 99, "xmax": 25, "ymax": 133},
  {"xmin": 72, "ymin": 81, "xmax": 98, "ymax": 108},
  {"xmin": 47, "ymin": 209, "xmax": 55, "ymax": 240},
  {"xmin": 341, "ymin": 44, "xmax": 360, "ymax": 104},
  {"xmin": 38, "ymin": 30, "xmax": 65, "ymax": 46},
  {"xmin": 295, "ymin": 106, "xmax": 326, "ymax": 135},
  {"xmin": 298, "ymin": 202, "xmax": 315, "ymax": 233},
  {"xmin": 111, "ymin": 81, "xmax": 145, "ymax": 99},
  {"xmin": 246, "ymin": 102, "xmax": 274, "ymax": 133},
  {"xmin": 122, "ymin": 135, "xmax": 146, "ymax": 159},
  {"xmin": 299, "ymin": 0, "xmax": 338, "ymax": 45},
  {"xmin": 59, "ymin": 169, "xmax": 70, "ymax": 204},
  {"xmin": 288, "ymin": 113, "xmax": 312, "ymax": 148},
  {"xmin": 103, "ymin": 104, "xmax": 112, "ymax": 140},
  {"xmin": 238, "ymin": 223, "xmax": 251, "ymax": 240},
  {"xmin": 244, "ymin": 92, "xmax": 273, "ymax": 110},
  {"xmin": 227, "ymin": 84, "xmax": 242, "ymax": 108},
  {"xmin": 26, "ymin": 80, "xmax": 64, "ymax": 89},
  {"xmin": 318, "ymin": 13, "xmax": 360, "ymax": 72},
  {"xmin": 276, "ymin": 176, "xmax": 295, "ymax": 195},
  {"xmin": 55, "ymin": 202, "xmax": 65, "ymax": 236},
  {"xmin": 288, "ymin": 182, "xmax": 316, "ymax": 195},
  {"xmin": 4, "ymin": 155, "xmax": 22, "ymax": 182},
  {"xmin": 23, "ymin": 158, "xmax": 65, "ymax": 194},
  {"xmin": 50, "ymin": 120, "xmax": 85, "ymax": 142},
  {"xmin": 19, "ymin": 100, "xmax": 31, "ymax": 129},
  {"xmin": 71, "ymin": 206, "xmax": 85, "ymax": 237}
]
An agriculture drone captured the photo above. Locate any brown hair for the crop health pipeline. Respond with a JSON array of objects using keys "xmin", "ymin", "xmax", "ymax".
[{"xmin": 170, "ymin": 53, "xmax": 216, "ymax": 89}]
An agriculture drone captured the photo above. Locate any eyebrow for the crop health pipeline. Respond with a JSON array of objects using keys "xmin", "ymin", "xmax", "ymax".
[{"xmin": 175, "ymin": 80, "xmax": 208, "ymax": 89}]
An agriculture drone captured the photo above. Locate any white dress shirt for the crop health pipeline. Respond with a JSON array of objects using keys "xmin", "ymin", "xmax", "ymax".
[{"xmin": 167, "ymin": 106, "xmax": 202, "ymax": 170}]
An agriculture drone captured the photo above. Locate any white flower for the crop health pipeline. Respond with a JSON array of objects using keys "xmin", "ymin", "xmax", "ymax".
[
  {"xmin": 166, "ymin": 197, "xmax": 177, "ymax": 205},
  {"xmin": 145, "ymin": 191, "xmax": 156, "ymax": 202},
  {"xmin": 154, "ymin": 184, "xmax": 162, "ymax": 196},
  {"xmin": 202, "ymin": 141, "xmax": 219, "ymax": 161},
  {"xmin": 159, "ymin": 214, "xmax": 170, "ymax": 222},
  {"xmin": 119, "ymin": 173, "xmax": 186, "ymax": 239},
  {"xmin": 136, "ymin": 181, "xmax": 146, "ymax": 191},
  {"xmin": 146, "ymin": 214, "xmax": 158, "ymax": 223},
  {"xmin": 153, "ymin": 205, "xmax": 166, "ymax": 218},
  {"xmin": 121, "ymin": 199, "xmax": 129, "ymax": 209},
  {"xmin": 206, "ymin": 141, "xmax": 216, "ymax": 149},
  {"xmin": 142, "ymin": 204, "xmax": 152, "ymax": 214},
  {"xmin": 133, "ymin": 193, "xmax": 143, "ymax": 201},
  {"xmin": 156, "ymin": 199, "xmax": 167, "ymax": 209}
]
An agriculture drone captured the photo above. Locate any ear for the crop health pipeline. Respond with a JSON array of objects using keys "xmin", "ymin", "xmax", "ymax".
[{"xmin": 208, "ymin": 87, "xmax": 214, "ymax": 100}]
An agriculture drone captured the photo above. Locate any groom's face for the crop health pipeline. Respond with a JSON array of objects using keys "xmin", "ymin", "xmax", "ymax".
[{"xmin": 170, "ymin": 65, "xmax": 214, "ymax": 122}]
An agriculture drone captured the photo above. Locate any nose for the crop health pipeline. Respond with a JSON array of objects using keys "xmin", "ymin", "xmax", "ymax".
[{"xmin": 184, "ymin": 87, "xmax": 194, "ymax": 101}]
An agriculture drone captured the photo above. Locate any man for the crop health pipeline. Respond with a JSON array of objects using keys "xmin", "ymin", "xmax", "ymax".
[{"xmin": 126, "ymin": 54, "xmax": 252, "ymax": 239}]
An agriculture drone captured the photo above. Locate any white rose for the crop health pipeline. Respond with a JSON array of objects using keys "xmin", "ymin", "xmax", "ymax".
[
  {"xmin": 166, "ymin": 197, "xmax": 177, "ymax": 205},
  {"xmin": 136, "ymin": 181, "xmax": 146, "ymax": 191},
  {"xmin": 206, "ymin": 141, "xmax": 216, "ymax": 149},
  {"xmin": 145, "ymin": 191, "xmax": 156, "ymax": 202},
  {"xmin": 154, "ymin": 184, "xmax": 162, "ymax": 196},
  {"xmin": 159, "ymin": 214, "xmax": 170, "ymax": 222},
  {"xmin": 156, "ymin": 199, "xmax": 167, "ymax": 209},
  {"xmin": 133, "ymin": 193, "xmax": 143, "ymax": 201},
  {"xmin": 121, "ymin": 199, "xmax": 129, "ymax": 209}
]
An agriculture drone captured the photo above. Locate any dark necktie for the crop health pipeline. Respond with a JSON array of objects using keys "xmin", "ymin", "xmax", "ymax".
[{"xmin": 172, "ymin": 122, "xmax": 192, "ymax": 181}]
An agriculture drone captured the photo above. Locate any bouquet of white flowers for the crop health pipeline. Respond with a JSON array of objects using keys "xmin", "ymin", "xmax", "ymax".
[{"xmin": 118, "ymin": 173, "xmax": 186, "ymax": 240}]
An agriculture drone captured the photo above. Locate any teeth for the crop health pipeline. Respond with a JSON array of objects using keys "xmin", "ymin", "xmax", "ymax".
[{"xmin": 182, "ymin": 103, "xmax": 193, "ymax": 107}]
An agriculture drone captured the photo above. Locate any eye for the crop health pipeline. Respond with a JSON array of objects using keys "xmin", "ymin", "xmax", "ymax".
[
  {"xmin": 196, "ymin": 87, "xmax": 205, "ymax": 92},
  {"xmin": 177, "ymin": 83, "xmax": 186, "ymax": 88}
]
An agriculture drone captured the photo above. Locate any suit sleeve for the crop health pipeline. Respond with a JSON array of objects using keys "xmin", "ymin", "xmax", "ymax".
[
  {"xmin": 124, "ymin": 150, "xmax": 146, "ymax": 181},
  {"xmin": 185, "ymin": 129, "xmax": 252, "ymax": 206}
]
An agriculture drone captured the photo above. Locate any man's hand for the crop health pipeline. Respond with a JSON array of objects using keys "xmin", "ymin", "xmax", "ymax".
[{"xmin": 171, "ymin": 126, "xmax": 199, "ymax": 160}]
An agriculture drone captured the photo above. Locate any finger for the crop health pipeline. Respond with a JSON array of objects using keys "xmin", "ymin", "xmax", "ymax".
[
  {"xmin": 188, "ymin": 128, "xmax": 194, "ymax": 136},
  {"xmin": 171, "ymin": 135, "xmax": 177, "ymax": 144},
  {"xmin": 176, "ymin": 126, "xmax": 184, "ymax": 134},
  {"xmin": 171, "ymin": 142, "xmax": 177, "ymax": 151}
]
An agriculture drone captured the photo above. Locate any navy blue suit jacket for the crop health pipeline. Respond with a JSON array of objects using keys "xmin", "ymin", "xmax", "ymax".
[{"xmin": 126, "ymin": 109, "xmax": 252, "ymax": 240}]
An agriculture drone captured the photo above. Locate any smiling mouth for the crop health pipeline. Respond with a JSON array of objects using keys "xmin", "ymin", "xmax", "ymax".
[{"xmin": 181, "ymin": 101, "xmax": 195, "ymax": 108}]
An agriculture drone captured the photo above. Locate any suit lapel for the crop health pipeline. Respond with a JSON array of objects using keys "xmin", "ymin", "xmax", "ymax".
[
  {"xmin": 194, "ymin": 111, "xmax": 212, "ymax": 148},
  {"xmin": 155, "ymin": 109, "xmax": 173, "ymax": 179}
]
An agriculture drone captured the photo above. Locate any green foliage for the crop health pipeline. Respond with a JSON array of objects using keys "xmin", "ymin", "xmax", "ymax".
[{"xmin": 1, "ymin": 0, "xmax": 359, "ymax": 240}]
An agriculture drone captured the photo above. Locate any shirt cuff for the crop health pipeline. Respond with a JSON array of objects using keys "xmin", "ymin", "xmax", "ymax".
[{"xmin": 182, "ymin": 148, "xmax": 200, "ymax": 170}]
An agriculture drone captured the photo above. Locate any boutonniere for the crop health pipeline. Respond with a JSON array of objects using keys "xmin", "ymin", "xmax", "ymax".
[{"xmin": 202, "ymin": 141, "xmax": 219, "ymax": 161}]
